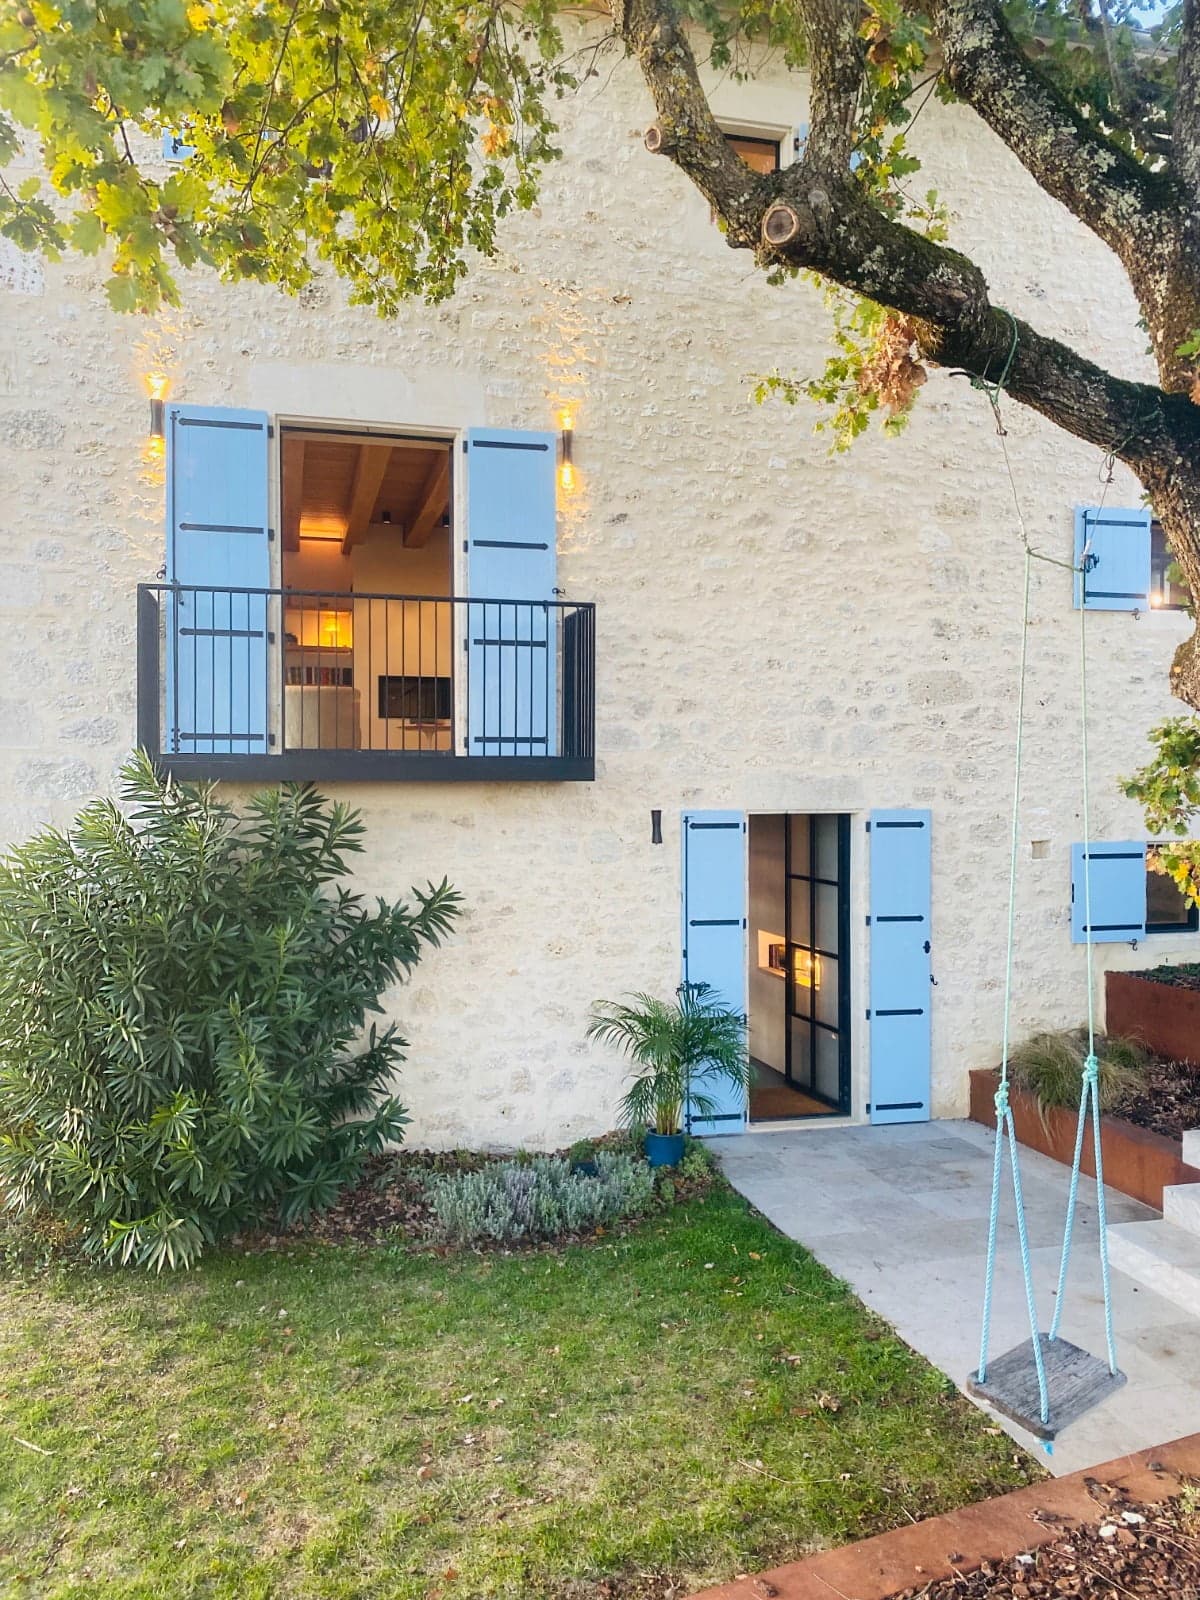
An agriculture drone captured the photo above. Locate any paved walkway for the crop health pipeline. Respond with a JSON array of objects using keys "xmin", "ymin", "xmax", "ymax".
[{"xmin": 716, "ymin": 1119, "xmax": 1200, "ymax": 1475}]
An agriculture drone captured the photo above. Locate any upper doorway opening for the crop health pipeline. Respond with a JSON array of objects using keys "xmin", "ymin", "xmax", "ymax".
[
  {"xmin": 747, "ymin": 813, "xmax": 851, "ymax": 1120},
  {"xmin": 278, "ymin": 426, "xmax": 453, "ymax": 753}
]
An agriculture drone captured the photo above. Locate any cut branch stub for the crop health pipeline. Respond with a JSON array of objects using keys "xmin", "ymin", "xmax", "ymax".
[
  {"xmin": 762, "ymin": 202, "xmax": 801, "ymax": 247},
  {"xmin": 643, "ymin": 124, "xmax": 673, "ymax": 155}
]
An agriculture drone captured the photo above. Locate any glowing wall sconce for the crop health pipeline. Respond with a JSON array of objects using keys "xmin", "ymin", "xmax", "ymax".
[
  {"xmin": 559, "ymin": 410, "xmax": 575, "ymax": 491},
  {"xmin": 146, "ymin": 371, "xmax": 171, "ymax": 448}
]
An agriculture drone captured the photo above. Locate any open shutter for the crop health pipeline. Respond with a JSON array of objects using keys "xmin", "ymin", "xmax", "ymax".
[
  {"xmin": 794, "ymin": 121, "xmax": 862, "ymax": 170},
  {"xmin": 682, "ymin": 811, "xmax": 747, "ymax": 1136},
  {"xmin": 464, "ymin": 429, "xmax": 557, "ymax": 758},
  {"xmin": 869, "ymin": 809, "xmax": 932, "ymax": 1125},
  {"xmin": 166, "ymin": 405, "xmax": 271, "ymax": 755},
  {"xmin": 1074, "ymin": 507, "xmax": 1151, "ymax": 611},
  {"xmin": 1071, "ymin": 842, "xmax": 1146, "ymax": 943}
]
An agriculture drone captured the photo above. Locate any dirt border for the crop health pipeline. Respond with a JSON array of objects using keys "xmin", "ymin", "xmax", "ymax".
[
  {"xmin": 686, "ymin": 1434, "xmax": 1200, "ymax": 1600},
  {"xmin": 968, "ymin": 1067, "xmax": 1200, "ymax": 1209}
]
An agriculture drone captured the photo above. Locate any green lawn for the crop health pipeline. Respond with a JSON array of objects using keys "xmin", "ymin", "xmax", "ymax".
[{"xmin": 0, "ymin": 1187, "xmax": 1034, "ymax": 1599}]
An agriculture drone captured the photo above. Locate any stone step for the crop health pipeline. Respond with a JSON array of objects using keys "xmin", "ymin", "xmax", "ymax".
[
  {"xmin": 1163, "ymin": 1182, "xmax": 1200, "ymax": 1238},
  {"xmin": 1183, "ymin": 1128, "xmax": 1200, "ymax": 1170},
  {"xmin": 1107, "ymin": 1219, "xmax": 1200, "ymax": 1319}
]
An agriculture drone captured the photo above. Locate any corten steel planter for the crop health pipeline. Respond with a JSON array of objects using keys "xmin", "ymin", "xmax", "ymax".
[
  {"xmin": 686, "ymin": 1434, "xmax": 1200, "ymax": 1600},
  {"xmin": 1106, "ymin": 968, "xmax": 1200, "ymax": 1066},
  {"xmin": 969, "ymin": 1068, "xmax": 1200, "ymax": 1210}
]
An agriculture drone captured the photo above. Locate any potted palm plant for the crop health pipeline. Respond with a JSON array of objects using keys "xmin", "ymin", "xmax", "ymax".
[{"xmin": 587, "ymin": 982, "xmax": 749, "ymax": 1167}]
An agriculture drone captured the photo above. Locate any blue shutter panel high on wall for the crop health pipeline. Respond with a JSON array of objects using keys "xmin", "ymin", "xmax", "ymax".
[
  {"xmin": 464, "ymin": 428, "xmax": 558, "ymax": 757},
  {"xmin": 1074, "ymin": 507, "xmax": 1152, "ymax": 611},
  {"xmin": 1071, "ymin": 842, "xmax": 1147, "ymax": 943},
  {"xmin": 166, "ymin": 405, "xmax": 271, "ymax": 754},
  {"xmin": 682, "ymin": 811, "xmax": 747, "ymax": 1136},
  {"xmin": 869, "ymin": 809, "xmax": 932, "ymax": 1125}
]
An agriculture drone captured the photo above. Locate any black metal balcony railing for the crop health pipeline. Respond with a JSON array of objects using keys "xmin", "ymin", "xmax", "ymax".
[{"xmin": 136, "ymin": 585, "xmax": 596, "ymax": 782}]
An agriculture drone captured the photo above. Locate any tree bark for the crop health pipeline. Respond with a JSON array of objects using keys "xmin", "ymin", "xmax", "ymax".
[{"xmin": 612, "ymin": 0, "xmax": 1200, "ymax": 709}]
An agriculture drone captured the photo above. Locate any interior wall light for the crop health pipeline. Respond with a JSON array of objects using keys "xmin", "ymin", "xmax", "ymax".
[{"xmin": 559, "ymin": 409, "xmax": 575, "ymax": 491}]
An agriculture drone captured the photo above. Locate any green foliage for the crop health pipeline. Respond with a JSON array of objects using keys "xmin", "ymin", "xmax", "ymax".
[
  {"xmin": 0, "ymin": 0, "xmax": 570, "ymax": 312},
  {"xmin": 1008, "ymin": 1028, "xmax": 1147, "ymax": 1127},
  {"xmin": 0, "ymin": 753, "xmax": 460, "ymax": 1269},
  {"xmin": 1122, "ymin": 719, "xmax": 1200, "ymax": 909},
  {"xmin": 587, "ymin": 983, "xmax": 749, "ymax": 1137},
  {"xmin": 425, "ymin": 1150, "xmax": 655, "ymax": 1245}
]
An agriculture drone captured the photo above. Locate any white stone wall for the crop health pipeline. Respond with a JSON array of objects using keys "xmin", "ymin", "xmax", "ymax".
[{"xmin": 1, "ymin": 31, "xmax": 1195, "ymax": 1148}]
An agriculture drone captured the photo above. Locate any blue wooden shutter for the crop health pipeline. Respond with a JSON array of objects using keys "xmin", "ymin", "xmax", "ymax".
[
  {"xmin": 682, "ymin": 811, "xmax": 747, "ymax": 1136},
  {"xmin": 464, "ymin": 428, "xmax": 557, "ymax": 757},
  {"xmin": 1074, "ymin": 507, "xmax": 1151, "ymax": 611},
  {"xmin": 162, "ymin": 131, "xmax": 194, "ymax": 162},
  {"xmin": 869, "ymin": 809, "xmax": 932, "ymax": 1125},
  {"xmin": 794, "ymin": 121, "xmax": 862, "ymax": 170},
  {"xmin": 1071, "ymin": 841, "xmax": 1146, "ymax": 943},
  {"xmin": 166, "ymin": 405, "xmax": 271, "ymax": 755}
]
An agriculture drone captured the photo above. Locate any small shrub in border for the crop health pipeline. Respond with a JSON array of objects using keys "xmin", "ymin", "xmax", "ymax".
[
  {"xmin": 0, "ymin": 755, "xmax": 460, "ymax": 1270},
  {"xmin": 426, "ymin": 1151, "xmax": 655, "ymax": 1245}
]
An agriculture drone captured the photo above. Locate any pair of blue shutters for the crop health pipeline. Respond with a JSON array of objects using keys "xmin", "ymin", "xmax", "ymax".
[
  {"xmin": 1074, "ymin": 507, "xmax": 1152, "ymax": 611},
  {"xmin": 680, "ymin": 809, "xmax": 932, "ymax": 1133},
  {"xmin": 164, "ymin": 408, "xmax": 557, "ymax": 755}
]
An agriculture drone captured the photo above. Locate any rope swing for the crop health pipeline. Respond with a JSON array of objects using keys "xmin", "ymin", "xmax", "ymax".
[{"xmin": 964, "ymin": 317, "xmax": 1126, "ymax": 1444}]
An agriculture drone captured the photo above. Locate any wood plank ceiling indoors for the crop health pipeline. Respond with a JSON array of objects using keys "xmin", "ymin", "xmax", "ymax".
[{"xmin": 281, "ymin": 434, "xmax": 451, "ymax": 555}]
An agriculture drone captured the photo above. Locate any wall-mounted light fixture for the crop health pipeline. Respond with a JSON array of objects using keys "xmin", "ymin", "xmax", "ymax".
[
  {"xmin": 650, "ymin": 808, "xmax": 662, "ymax": 845},
  {"xmin": 559, "ymin": 409, "xmax": 575, "ymax": 491},
  {"xmin": 146, "ymin": 371, "xmax": 170, "ymax": 441}
]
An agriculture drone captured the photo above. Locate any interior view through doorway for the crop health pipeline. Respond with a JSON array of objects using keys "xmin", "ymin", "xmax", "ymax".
[
  {"xmin": 279, "ymin": 427, "xmax": 453, "ymax": 753},
  {"xmin": 748, "ymin": 814, "xmax": 851, "ymax": 1120}
]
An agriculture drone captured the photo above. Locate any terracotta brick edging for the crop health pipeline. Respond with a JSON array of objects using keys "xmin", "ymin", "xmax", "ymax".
[
  {"xmin": 686, "ymin": 1433, "xmax": 1200, "ymax": 1600},
  {"xmin": 968, "ymin": 1067, "xmax": 1200, "ymax": 1210}
]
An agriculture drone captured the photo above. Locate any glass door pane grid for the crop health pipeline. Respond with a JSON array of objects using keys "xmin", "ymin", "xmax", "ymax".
[{"xmin": 783, "ymin": 813, "xmax": 851, "ymax": 1115}]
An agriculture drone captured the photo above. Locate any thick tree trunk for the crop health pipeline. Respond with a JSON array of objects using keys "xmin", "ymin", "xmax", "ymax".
[{"xmin": 615, "ymin": 0, "xmax": 1200, "ymax": 710}]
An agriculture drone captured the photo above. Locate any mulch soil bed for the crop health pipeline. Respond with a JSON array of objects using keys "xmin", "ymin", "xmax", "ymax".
[
  {"xmin": 1133, "ymin": 964, "xmax": 1200, "ymax": 991},
  {"xmin": 1114, "ymin": 1055, "xmax": 1200, "ymax": 1144},
  {"xmin": 235, "ymin": 1136, "xmax": 716, "ymax": 1253},
  {"xmin": 889, "ymin": 1479, "xmax": 1198, "ymax": 1600}
]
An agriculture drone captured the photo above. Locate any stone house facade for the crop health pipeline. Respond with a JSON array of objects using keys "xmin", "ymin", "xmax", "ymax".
[{"xmin": 1, "ymin": 30, "xmax": 1194, "ymax": 1148}]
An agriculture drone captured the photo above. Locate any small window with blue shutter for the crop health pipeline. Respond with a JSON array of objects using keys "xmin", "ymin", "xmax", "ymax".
[
  {"xmin": 1073, "ymin": 507, "xmax": 1151, "ymax": 611},
  {"xmin": 1070, "ymin": 842, "xmax": 1146, "ymax": 943}
]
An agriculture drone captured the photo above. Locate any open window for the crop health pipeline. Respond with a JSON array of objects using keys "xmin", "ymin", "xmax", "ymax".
[{"xmin": 279, "ymin": 429, "xmax": 453, "ymax": 753}]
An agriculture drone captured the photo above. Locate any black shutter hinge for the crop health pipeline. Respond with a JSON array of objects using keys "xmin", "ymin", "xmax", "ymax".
[
  {"xmin": 462, "ymin": 540, "xmax": 468, "ymax": 554},
  {"xmin": 742, "ymin": 918, "xmax": 747, "ymax": 929},
  {"xmin": 865, "ymin": 820, "xmax": 872, "ymax": 833},
  {"xmin": 865, "ymin": 1008, "xmax": 871, "ymax": 1020},
  {"xmin": 267, "ymin": 424, "xmax": 275, "ymax": 439},
  {"xmin": 268, "ymin": 732, "xmax": 276, "ymax": 747},
  {"xmin": 865, "ymin": 915, "xmax": 872, "ymax": 927},
  {"xmin": 267, "ymin": 631, "xmax": 275, "ymax": 644},
  {"xmin": 461, "ymin": 439, "xmax": 469, "ymax": 454},
  {"xmin": 268, "ymin": 527, "xmax": 276, "ymax": 542}
]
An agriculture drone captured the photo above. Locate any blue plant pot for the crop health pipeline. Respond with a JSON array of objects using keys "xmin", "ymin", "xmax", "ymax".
[{"xmin": 645, "ymin": 1131, "xmax": 685, "ymax": 1169}]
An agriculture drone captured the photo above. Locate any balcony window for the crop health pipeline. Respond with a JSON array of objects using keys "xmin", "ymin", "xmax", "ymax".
[{"xmin": 141, "ymin": 407, "xmax": 595, "ymax": 781}]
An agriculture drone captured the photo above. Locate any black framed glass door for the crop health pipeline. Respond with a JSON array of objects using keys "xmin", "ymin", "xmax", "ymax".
[{"xmin": 785, "ymin": 814, "xmax": 851, "ymax": 1113}]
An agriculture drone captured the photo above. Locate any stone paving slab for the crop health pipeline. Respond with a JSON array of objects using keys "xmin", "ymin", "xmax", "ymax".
[{"xmin": 716, "ymin": 1119, "xmax": 1200, "ymax": 1475}]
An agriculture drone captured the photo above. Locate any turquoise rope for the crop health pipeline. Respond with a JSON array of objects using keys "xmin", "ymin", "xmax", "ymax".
[
  {"xmin": 977, "ymin": 547, "xmax": 1050, "ymax": 1426},
  {"xmin": 1047, "ymin": 582, "xmax": 1119, "ymax": 1374}
]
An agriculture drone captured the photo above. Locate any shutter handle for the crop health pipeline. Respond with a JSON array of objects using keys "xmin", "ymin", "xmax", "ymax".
[{"xmin": 923, "ymin": 940, "xmax": 931, "ymax": 954}]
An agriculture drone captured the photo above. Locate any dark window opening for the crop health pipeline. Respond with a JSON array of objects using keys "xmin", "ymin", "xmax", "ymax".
[
  {"xmin": 1146, "ymin": 846, "xmax": 1199, "ymax": 934},
  {"xmin": 1151, "ymin": 521, "xmax": 1191, "ymax": 612},
  {"xmin": 723, "ymin": 133, "xmax": 781, "ymax": 174},
  {"xmin": 378, "ymin": 675, "xmax": 452, "ymax": 721}
]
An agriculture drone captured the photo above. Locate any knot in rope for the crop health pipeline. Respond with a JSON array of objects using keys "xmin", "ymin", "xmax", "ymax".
[
  {"xmin": 994, "ymin": 1079, "xmax": 1010, "ymax": 1117},
  {"xmin": 1083, "ymin": 1052, "xmax": 1100, "ymax": 1089},
  {"xmin": 970, "ymin": 310, "xmax": 1019, "ymax": 436}
]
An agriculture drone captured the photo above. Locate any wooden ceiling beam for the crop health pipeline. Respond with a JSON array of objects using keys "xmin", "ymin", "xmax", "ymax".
[
  {"xmin": 342, "ymin": 443, "xmax": 393, "ymax": 553},
  {"xmin": 281, "ymin": 436, "xmax": 305, "ymax": 552},
  {"xmin": 405, "ymin": 452, "xmax": 451, "ymax": 549}
]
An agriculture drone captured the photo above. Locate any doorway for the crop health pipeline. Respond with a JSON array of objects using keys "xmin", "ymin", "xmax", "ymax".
[
  {"xmin": 278, "ymin": 427, "xmax": 454, "ymax": 752},
  {"xmin": 747, "ymin": 814, "xmax": 851, "ymax": 1120}
]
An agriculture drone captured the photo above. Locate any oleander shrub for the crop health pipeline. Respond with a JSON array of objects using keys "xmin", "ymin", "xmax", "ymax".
[
  {"xmin": 426, "ymin": 1151, "xmax": 655, "ymax": 1245},
  {"xmin": 0, "ymin": 754, "xmax": 460, "ymax": 1270},
  {"xmin": 1008, "ymin": 1028, "xmax": 1148, "ymax": 1129}
]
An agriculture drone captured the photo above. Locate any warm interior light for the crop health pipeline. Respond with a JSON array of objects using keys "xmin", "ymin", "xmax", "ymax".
[
  {"xmin": 559, "ymin": 460, "xmax": 575, "ymax": 491},
  {"xmin": 298, "ymin": 515, "xmax": 349, "ymax": 543},
  {"xmin": 793, "ymin": 949, "xmax": 822, "ymax": 989},
  {"xmin": 1150, "ymin": 591, "xmax": 1165, "ymax": 608},
  {"xmin": 559, "ymin": 408, "xmax": 574, "ymax": 431},
  {"xmin": 144, "ymin": 371, "xmax": 171, "ymax": 401}
]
